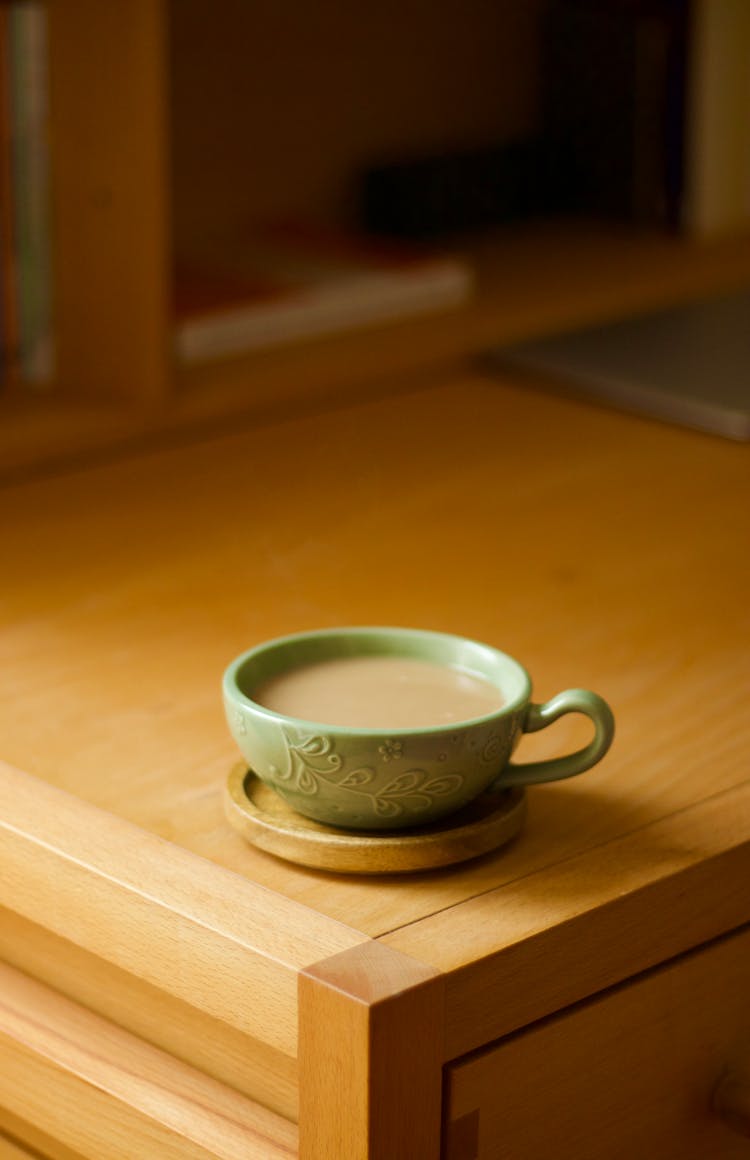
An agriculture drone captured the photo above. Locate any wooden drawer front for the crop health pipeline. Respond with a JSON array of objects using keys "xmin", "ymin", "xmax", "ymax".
[
  {"xmin": 0, "ymin": 1136, "xmax": 40, "ymax": 1160},
  {"xmin": 0, "ymin": 962, "xmax": 297, "ymax": 1160},
  {"xmin": 446, "ymin": 926, "xmax": 750, "ymax": 1160},
  {"xmin": 0, "ymin": 1112, "xmax": 86, "ymax": 1160}
]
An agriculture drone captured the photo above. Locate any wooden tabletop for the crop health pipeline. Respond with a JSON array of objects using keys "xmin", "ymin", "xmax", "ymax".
[{"xmin": 2, "ymin": 368, "xmax": 748, "ymax": 944}]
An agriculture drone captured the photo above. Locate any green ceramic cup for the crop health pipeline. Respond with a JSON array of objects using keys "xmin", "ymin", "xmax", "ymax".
[{"xmin": 222, "ymin": 627, "xmax": 615, "ymax": 832}]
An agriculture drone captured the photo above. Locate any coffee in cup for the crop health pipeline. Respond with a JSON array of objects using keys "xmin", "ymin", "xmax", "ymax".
[{"xmin": 252, "ymin": 654, "xmax": 506, "ymax": 729}]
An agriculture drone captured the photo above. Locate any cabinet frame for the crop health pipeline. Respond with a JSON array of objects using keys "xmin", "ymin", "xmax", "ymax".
[{"xmin": 1, "ymin": 759, "xmax": 749, "ymax": 1158}]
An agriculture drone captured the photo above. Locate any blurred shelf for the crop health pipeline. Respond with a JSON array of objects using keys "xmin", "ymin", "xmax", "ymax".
[{"xmin": 3, "ymin": 221, "xmax": 750, "ymax": 485}]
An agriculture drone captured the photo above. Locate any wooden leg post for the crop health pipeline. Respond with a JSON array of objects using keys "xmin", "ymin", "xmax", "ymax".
[{"xmin": 299, "ymin": 941, "xmax": 445, "ymax": 1160}]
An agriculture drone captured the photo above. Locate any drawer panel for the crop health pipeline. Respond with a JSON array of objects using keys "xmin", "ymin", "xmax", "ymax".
[
  {"xmin": 0, "ymin": 962, "xmax": 298, "ymax": 1160},
  {"xmin": 0, "ymin": 907, "xmax": 298, "ymax": 1122},
  {"xmin": 0, "ymin": 1111, "xmax": 86, "ymax": 1160},
  {"xmin": 0, "ymin": 1137, "xmax": 38, "ymax": 1160},
  {"xmin": 446, "ymin": 926, "xmax": 750, "ymax": 1160}
]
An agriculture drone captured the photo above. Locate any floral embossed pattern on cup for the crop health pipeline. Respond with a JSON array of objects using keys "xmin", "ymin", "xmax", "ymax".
[{"xmin": 223, "ymin": 627, "xmax": 615, "ymax": 831}]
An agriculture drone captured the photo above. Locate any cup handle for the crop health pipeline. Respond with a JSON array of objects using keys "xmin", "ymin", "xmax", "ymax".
[{"xmin": 493, "ymin": 689, "xmax": 615, "ymax": 789}]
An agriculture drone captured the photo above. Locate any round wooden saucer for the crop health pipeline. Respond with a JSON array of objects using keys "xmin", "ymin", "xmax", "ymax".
[{"xmin": 224, "ymin": 764, "xmax": 526, "ymax": 875}]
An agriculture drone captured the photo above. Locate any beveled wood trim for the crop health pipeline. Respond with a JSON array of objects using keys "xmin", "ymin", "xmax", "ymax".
[
  {"xmin": 0, "ymin": 1108, "xmax": 89, "ymax": 1160},
  {"xmin": 0, "ymin": 908, "xmax": 298, "ymax": 1121},
  {"xmin": 382, "ymin": 779, "xmax": 750, "ymax": 1059},
  {"xmin": 298, "ymin": 942, "xmax": 445, "ymax": 1160},
  {"xmin": 0, "ymin": 962, "xmax": 297, "ymax": 1160},
  {"xmin": 0, "ymin": 761, "xmax": 366, "ymax": 1056},
  {"xmin": 0, "ymin": 1135, "xmax": 45, "ymax": 1160}
]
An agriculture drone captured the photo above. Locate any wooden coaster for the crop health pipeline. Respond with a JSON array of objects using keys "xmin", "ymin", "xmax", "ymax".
[{"xmin": 224, "ymin": 764, "xmax": 526, "ymax": 875}]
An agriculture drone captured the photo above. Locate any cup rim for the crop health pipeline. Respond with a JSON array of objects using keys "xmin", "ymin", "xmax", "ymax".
[{"xmin": 223, "ymin": 626, "xmax": 532, "ymax": 736}]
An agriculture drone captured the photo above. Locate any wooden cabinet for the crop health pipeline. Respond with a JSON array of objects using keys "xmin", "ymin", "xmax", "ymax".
[
  {"xmin": 1, "ymin": 368, "xmax": 749, "ymax": 1157},
  {"xmin": 2, "ymin": 6, "xmax": 749, "ymax": 1153}
]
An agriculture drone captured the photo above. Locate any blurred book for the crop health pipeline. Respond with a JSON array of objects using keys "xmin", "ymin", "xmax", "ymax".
[
  {"xmin": 174, "ymin": 223, "xmax": 473, "ymax": 364},
  {"xmin": 1, "ymin": 2, "xmax": 54, "ymax": 389},
  {"xmin": 0, "ymin": 5, "xmax": 17, "ymax": 385},
  {"xmin": 483, "ymin": 288, "xmax": 750, "ymax": 441}
]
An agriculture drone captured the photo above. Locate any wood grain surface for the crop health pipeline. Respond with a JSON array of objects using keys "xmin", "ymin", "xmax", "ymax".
[
  {"xmin": 0, "ymin": 760, "xmax": 365, "ymax": 1058},
  {"xmin": 1, "ymin": 375, "xmax": 747, "ymax": 943},
  {"xmin": 385, "ymin": 779, "xmax": 750, "ymax": 1058},
  {"xmin": 0, "ymin": 1136, "xmax": 40, "ymax": 1160},
  {"xmin": 0, "ymin": 907, "xmax": 298, "ymax": 1121},
  {"xmin": 0, "ymin": 1111, "xmax": 89, "ymax": 1160},
  {"xmin": 0, "ymin": 962, "xmax": 297, "ymax": 1160}
]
